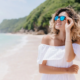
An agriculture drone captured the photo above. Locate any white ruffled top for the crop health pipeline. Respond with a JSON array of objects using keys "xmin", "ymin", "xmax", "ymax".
[{"xmin": 37, "ymin": 43, "xmax": 80, "ymax": 80}]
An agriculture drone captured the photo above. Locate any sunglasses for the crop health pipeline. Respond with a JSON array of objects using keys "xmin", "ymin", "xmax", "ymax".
[{"xmin": 54, "ymin": 16, "xmax": 66, "ymax": 21}]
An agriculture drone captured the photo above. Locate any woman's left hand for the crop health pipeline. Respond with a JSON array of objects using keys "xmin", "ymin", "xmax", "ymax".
[{"xmin": 65, "ymin": 17, "xmax": 74, "ymax": 30}]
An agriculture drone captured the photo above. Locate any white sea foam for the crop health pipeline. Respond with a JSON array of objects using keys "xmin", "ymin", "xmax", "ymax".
[{"xmin": 0, "ymin": 35, "xmax": 28, "ymax": 58}]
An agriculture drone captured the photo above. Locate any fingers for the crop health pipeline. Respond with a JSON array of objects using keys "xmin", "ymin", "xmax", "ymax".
[
  {"xmin": 73, "ymin": 64, "xmax": 79, "ymax": 74},
  {"xmin": 73, "ymin": 65, "xmax": 79, "ymax": 69},
  {"xmin": 66, "ymin": 17, "xmax": 71, "ymax": 23},
  {"xmin": 66, "ymin": 17, "xmax": 69, "ymax": 24},
  {"xmin": 66, "ymin": 16, "xmax": 73, "ymax": 22},
  {"xmin": 66, "ymin": 16, "xmax": 74, "ymax": 26},
  {"xmin": 73, "ymin": 67, "xmax": 78, "ymax": 74},
  {"xmin": 69, "ymin": 64, "xmax": 79, "ymax": 74},
  {"xmin": 75, "ymin": 68, "xmax": 79, "ymax": 74}
]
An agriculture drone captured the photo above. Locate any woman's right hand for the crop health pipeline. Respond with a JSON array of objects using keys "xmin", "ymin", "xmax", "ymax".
[{"xmin": 67, "ymin": 64, "xmax": 79, "ymax": 74}]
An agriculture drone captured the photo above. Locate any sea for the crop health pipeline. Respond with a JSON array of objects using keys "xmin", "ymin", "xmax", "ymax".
[{"xmin": 0, "ymin": 33, "xmax": 28, "ymax": 57}]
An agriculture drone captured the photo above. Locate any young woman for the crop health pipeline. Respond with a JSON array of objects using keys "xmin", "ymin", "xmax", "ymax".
[{"xmin": 37, "ymin": 7, "xmax": 80, "ymax": 80}]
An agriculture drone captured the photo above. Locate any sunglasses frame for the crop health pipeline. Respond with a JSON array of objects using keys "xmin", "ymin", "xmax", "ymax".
[{"xmin": 54, "ymin": 16, "xmax": 66, "ymax": 21}]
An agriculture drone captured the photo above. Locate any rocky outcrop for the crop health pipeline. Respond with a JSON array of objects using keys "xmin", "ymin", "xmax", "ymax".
[
  {"xmin": 34, "ymin": 30, "xmax": 45, "ymax": 35},
  {"xmin": 18, "ymin": 27, "xmax": 46, "ymax": 35},
  {"xmin": 19, "ymin": 28, "xmax": 25, "ymax": 33}
]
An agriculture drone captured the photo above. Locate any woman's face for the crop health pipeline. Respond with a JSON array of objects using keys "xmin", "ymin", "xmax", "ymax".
[{"xmin": 54, "ymin": 12, "xmax": 69, "ymax": 31}]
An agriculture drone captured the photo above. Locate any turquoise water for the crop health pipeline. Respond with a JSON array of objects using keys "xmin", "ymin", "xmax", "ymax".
[{"xmin": 0, "ymin": 33, "xmax": 27, "ymax": 56}]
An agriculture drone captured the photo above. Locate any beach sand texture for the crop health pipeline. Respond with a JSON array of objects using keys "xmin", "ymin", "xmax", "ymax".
[
  {"xmin": 0, "ymin": 34, "xmax": 80, "ymax": 80},
  {"xmin": 0, "ymin": 34, "xmax": 43, "ymax": 80}
]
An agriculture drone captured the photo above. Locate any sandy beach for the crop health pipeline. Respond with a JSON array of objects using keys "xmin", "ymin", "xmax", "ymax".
[
  {"xmin": 0, "ymin": 34, "xmax": 80, "ymax": 80},
  {"xmin": 0, "ymin": 34, "xmax": 44, "ymax": 80}
]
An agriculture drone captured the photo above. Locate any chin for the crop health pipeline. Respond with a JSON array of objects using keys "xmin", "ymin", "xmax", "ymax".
[{"xmin": 55, "ymin": 26, "xmax": 61, "ymax": 29}]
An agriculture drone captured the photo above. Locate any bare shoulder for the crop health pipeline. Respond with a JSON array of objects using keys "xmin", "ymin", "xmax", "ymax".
[{"xmin": 41, "ymin": 35, "xmax": 51, "ymax": 45}]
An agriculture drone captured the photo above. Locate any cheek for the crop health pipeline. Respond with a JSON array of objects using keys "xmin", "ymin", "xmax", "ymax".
[{"xmin": 62, "ymin": 21, "xmax": 66, "ymax": 25}]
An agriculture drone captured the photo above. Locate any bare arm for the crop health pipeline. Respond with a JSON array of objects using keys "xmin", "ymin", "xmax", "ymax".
[
  {"xmin": 65, "ymin": 29, "xmax": 75, "ymax": 62},
  {"xmin": 39, "ymin": 64, "xmax": 68, "ymax": 74},
  {"xmin": 39, "ymin": 60, "xmax": 79, "ymax": 74}
]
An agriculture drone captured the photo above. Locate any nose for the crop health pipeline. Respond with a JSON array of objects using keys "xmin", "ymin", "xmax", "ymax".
[
  {"xmin": 57, "ymin": 18, "xmax": 60, "ymax": 21},
  {"xmin": 56, "ymin": 18, "xmax": 61, "ymax": 22}
]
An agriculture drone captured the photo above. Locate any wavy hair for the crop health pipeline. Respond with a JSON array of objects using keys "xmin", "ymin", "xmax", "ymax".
[{"xmin": 49, "ymin": 7, "xmax": 80, "ymax": 42}]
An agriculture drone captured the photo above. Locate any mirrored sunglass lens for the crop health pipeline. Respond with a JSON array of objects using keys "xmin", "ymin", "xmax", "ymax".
[
  {"xmin": 54, "ymin": 16, "xmax": 58, "ymax": 21},
  {"xmin": 60, "ymin": 16, "xmax": 65, "ymax": 21}
]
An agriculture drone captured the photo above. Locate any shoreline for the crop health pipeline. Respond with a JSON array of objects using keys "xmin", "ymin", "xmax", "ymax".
[
  {"xmin": 0, "ymin": 34, "xmax": 80, "ymax": 80},
  {"xmin": 0, "ymin": 34, "xmax": 43, "ymax": 80},
  {"xmin": 0, "ymin": 33, "xmax": 46, "ymax": 36},
  {"xmin": 0, "ymin": 35, "xmax": 28, "ymax": 59},
  {"xmin": 0, "ymin": 34, "xmax": 28, "ymax": 80}
]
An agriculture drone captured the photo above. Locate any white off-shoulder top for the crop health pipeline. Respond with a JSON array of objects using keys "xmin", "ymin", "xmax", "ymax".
[{"xmin": 37, "ymin": 43, "xmax": 80, "ymax": 80}]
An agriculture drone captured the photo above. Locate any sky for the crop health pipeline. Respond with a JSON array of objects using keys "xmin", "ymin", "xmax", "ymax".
[{"xmin": 0, "ymin": 0, "xmax": 46, "ymax": 23}]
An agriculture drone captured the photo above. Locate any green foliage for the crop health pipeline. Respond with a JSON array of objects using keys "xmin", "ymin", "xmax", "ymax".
[
  {"xmin": 0, "ymin": 0, "xmax": 80, "ymax": 33},
  {"xmin": 0, "ymin": 16, "xmax": 27, "ymax": 33},
  {"xmin": 24, "ymin": 0, "xmax": 80, "ymax": 31}
]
